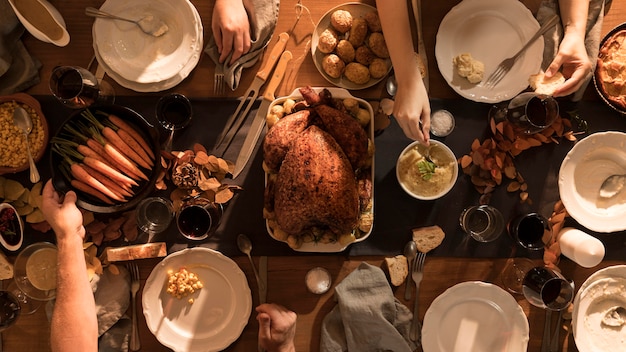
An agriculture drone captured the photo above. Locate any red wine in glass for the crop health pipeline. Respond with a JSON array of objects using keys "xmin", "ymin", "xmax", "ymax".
[
  {"xmin": 49, "ymin": 66, "xmax": 115, "ymax": 109},
  {"xmin": 156, "ymin": 93, "xmax": 192, "ymax": 152},
  {"xmin": 509, "ymin": 213, "xmax": 552, "ymax": 250},
  {"xmin": 176, "ymin": 199, "xmax": 222, "ymax": 241},
  {"xmin": 488, "ymin": 92, "xmax": 559, "ymax": 135},
  {"xmin": 0, "ymin": 291, "xmax": 20, "ymax": 331}
]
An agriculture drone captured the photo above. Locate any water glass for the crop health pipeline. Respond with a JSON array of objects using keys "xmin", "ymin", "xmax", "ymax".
[
  {"xmin": 49, "ymin": 66, "xmax": 115, "ymax": 108},
  {"xmin": 176, "ymin": 197, "xmax": 223, "ymax": 241},
  {"xmin": 522, "ymin": 266, "xmax": 574, "ymax": 310},
  {"xmin": 508, "ymin": 212, "xmax": 552, "ymax": 250},
  {"xmin": 459, "ymin": 205, "xmax": 505, "ymax": 242},
  {"xmin": 135, "ymin": 197, "xmax": 174, "ymax": 236},
  {"xmin": 156, "ymin": 93, "xmax": 192, "ymax": 152}
]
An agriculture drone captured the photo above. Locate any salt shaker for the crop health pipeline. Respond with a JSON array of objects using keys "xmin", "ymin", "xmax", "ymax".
[{"xmin": 557, "ymin": 227, "xmax": 605, "ymax": 268}]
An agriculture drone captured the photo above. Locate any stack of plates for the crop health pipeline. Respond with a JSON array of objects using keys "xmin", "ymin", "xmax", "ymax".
[{"xmin": 92, "ymin": 0, "xmax": 203, "ymax": 92}]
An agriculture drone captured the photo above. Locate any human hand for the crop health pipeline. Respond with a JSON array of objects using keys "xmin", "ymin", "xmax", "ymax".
[
  {"xmin": 393, "ymin": 74, "xmax": 431, "ymax": 145},
  {"xmin": 212, "ymin": 0, "xmax": 251, "ymax": 65},
  {"xmin": 545, "ymin": 31, "xmax": 593, "ymax": 97},
  {"xmin": 40, "ymin": 180, "xmax": 85, "ymax": 242},
  {"xmin": 256, "ymin": 303, "xmax": 297, "ymax": 352}
]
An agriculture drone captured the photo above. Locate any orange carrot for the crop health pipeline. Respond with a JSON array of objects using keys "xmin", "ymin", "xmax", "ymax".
[
  {"xmin": 117, "ymin": 128, "xmax": 154, "ymax": 166},
  {"xmin": 71, "ymin": 179, "xmax": 114, "ymax": 205},
  {"xmin": 86, "ymin": 138, "xmax": 142, "ymax": 182},
  {"xmin": 102, "ymin": 126, "xmax": 151, "ymax": 169},
  {"xmin": 70, "ymin": 163, "xmax": 125, "ymax": 202},
  {"xmin": 103, "ymin": 143, "xmax": 149, "ymax": 181},
  {"xmin": 83, "ymin": 156, "xmax": 138, "ymax": 187},
  {"xmin": 82, "ymin": 164, "xmax": 134, "ymax": 198},
  {"xmin": 108, "ymin": 114, "xmax": 155, "ymax": 159}
]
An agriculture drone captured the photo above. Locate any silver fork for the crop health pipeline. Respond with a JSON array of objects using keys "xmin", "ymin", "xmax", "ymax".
[
  {"xmin": 127, "ymin": 263, "xmax": 141, "ymax": 351},
  {"xmin": 483, "ymin": 14, "xmax": 559, "ymax": 89},
  {"xmin": 409, "ymin": 252, "xmax": 426, "ymax": 344},
  {"xmin": 214, "ymin": 65, "xmax": 225, "ymax": 95}
]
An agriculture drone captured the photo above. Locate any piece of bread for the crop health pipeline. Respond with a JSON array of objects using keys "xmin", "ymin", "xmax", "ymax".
[
  {"xmin": 0, "ymin": 252, "xmax": 14, "ymax": 280},
  {"xmin": 529, "ymin": 71, "xmax": 565, "ymax": 95},
  {"xmin": 412, "ymin": 225, "xmax": 445, "ymax": 253},
  {"xmin": 384, "ymin": 255, "xmax": 408, "ymax": 286}
]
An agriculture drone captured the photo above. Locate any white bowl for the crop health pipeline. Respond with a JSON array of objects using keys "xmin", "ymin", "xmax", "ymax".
[
  {"xmin": 396, "ymin": 140, "xmax": 458, "ymax": 200},
  {"xmin": 558, "ymin": 131, "xmax": 626, "ymax": 233},
  {"xmin": 0, "ymin": 203, "xmax": 23, "ymax": 252},
  {"xmin": 8, "ymin": 0, "xmax": 70, "ymax": 47}
]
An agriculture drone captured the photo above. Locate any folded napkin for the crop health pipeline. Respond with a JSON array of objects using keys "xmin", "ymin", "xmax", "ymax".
[
  {"xmin": 204, "ymin": 0, "xmax": 280, "ymax": 91},
  {"xmin": 320, "ymin": 262, "xmax": 416, "ymax": 352},
  {"xmin": 0, "ymin": 0, "xmax": 41, "ymax": 94},
  {"xmin": 96, "ymin": 265, "xmax": 131, "ymax": 350},
  {"xmin": 537, "ymin": 0, "xmax": 606, "ymax": 101}
]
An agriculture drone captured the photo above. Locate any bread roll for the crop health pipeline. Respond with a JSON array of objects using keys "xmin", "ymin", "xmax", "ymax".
[
  {"xmin": 0, "ymin": 252, "xmax": 14, "ymax": 280},
  {"xmin": 529, "ymin": 71, "xmax": 565, "ymax": 96},
  {"xmin": 384, "ymin": 255, "xmax": 408, "ymax": 286},
  {"xmin": 412, "ymin": 225, "xmax": 445, "ymax": 253}
]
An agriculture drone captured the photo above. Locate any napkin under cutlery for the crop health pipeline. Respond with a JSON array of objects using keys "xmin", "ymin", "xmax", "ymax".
[
  {"xmin": 320, "ymin": 262, "xmax": 417, "ymax": 352},
  {"xmin": 204, "ymin": 0, "xmax": 280, "ymax": 91}
]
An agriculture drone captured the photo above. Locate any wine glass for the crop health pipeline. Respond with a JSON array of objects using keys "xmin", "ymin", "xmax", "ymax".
[
  {"xmin": 156, "ymin": 93, "xmax": 192, "ymax": 152},
  {"xmin": 5, "ymin": 280, "xmax": 40, "ymax": 315},
  {"xmin": 49, "ymin": 66, "xmax": 115, "ymax": 109},
  {"xmin": 488, "ymin": 92, "xmax": 559, "ymax": 135},
  {"xmin": 0, "ymin": 290, "xmax": 20, "ymax": 331},
  {"xmin": 501, "ymin": 213, "xmax": 553, "ymax": 294},
  {"xmin": 522, "ymin": 266, "xmax": 574, "ymax": 311}
]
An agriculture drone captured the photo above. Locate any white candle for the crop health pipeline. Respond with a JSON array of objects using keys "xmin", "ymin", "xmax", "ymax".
[{"xmin": 558, "ymin": 227, "xmax": 605, "ymax": 268}]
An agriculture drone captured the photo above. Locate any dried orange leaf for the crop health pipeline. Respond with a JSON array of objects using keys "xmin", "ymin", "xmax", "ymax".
[
  {"xmin": 490, "ymin": 118, "xmax": 496, "ymax": 134},
  {"xmin": 193, "ymin": 143, "xmax": 207, "ymax": 154},
  {"xmin": 471, "ymin": 139, "xmax": 480, "ymax": 151},
  {"xmin": 504, "ymin": 165, "xmax": 517, "ymax": 179},
  {"xmin": 520, "ymin": 183, "xmax": 528, "ymax": 191},
  {"xmin": 520, "ymin": 192, "xmax": 529, "ymax": 202},
  {"xmin": 496, "ymin": 121, "xmax": 504, "ymax": 134},
  {"xmin": 215, "ymin": 188, "xmax": 234, "ymax": 204},
  {"xmin": 194, "ymin": 151, "xmax": 210, "ymax": 165},
  {"xmin": 198, "ymin": 177, "xmax": 222, "ymax": 191},
  {"xmin": 460, "ymin": 155, "xmax": 472, "ymax": 169},
  {"xmin": 472, "ymin": 151, "xmax": 484, "ymax": 166},
  {"xmin": 507, "ymin": 181, "xmax": 521, "ymax": 192}
]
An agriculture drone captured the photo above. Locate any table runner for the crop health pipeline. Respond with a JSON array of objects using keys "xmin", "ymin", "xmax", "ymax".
[{"xmin": 18, "ymin": 95, "xmax": 626, "ymax": 260}]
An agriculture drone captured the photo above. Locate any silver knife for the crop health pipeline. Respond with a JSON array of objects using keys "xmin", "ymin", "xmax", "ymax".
[
  {"xmin": 259, "ymin": 256, "xmax": 267, "ymax": 304},
  {"xmin": 232, "ymin": 50, "xmax": 293, "ymax": 179}
]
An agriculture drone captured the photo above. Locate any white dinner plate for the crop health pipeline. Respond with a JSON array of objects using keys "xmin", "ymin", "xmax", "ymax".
[
  {"xmin": 265, "ymin": 87, "xmax": 374, "ymax": 252},
  {"xmin": 558, "ymin": 132, "xmax": 626, "ymax": 233},
  {"xmin": 93, "ymin": 0, "xmax": 201, "ymax": 84},
  {"xmin": 142, "ymin": 248, "xmax": 251, "ymax": 352},
  {"xmin": 573, "ymin": 265, "xmax": 626, "ymax": 352},
  {"xmin": 435, "ymin": 0, "xmax": 543, "ymax": 103},
  {"xmin": 422, "ymin": 281, "xmax": 529, "ymax": 352}
]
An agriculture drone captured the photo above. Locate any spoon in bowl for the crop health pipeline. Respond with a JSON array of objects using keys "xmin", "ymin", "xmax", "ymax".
[
  {"xmin": 13, "ymin": 107, "xmax": 40, "ymax": 183},
  {"xmin": 599, "ymin": 174, "xmax": 626, "ymax": 199},
  {"xmin": 602, "ymin": 306, "xmax": 626, "ymax": 327},
  {"xmin": 85, "ymin": 7, "xmax": 168, "ymax": 37},
  {"xmin": 403, "ymin": 240, "xmax": 417, "ymax": 300}
]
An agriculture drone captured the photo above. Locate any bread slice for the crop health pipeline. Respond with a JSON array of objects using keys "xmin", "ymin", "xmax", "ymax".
[
  {"xmin": 0, "ymin": 252, "xmax": 14, "ymax": 280},
  {"xmin": 529, "ymin": 71, "xmax": 565, "ymax": 95},
  {"xmin": 384, "ymin": 255, "xmax": 408, "ymax": 287},
  {"xmin": 412, "ymin": 225, "xmax": 445, "ymax": 253}
]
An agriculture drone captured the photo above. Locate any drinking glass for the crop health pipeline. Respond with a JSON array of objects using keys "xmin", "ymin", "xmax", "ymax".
[
  {"xmin": 0, "ymin": 290, "xmax": 20, "ymax": 331},
  {"xmin": 156, "ymin": 93, "xmax": 192, "ymax": 152},
  {"xmin": 136, "ymin": 197, "xmax": 174, "ymax": 237},
  {"xmin": 5, "ymin": 280, "xmax": 40, "ymax": 315},
  {"xmin": 49, "ymin": 66, "xmax": 115, "ymax": 109},
  {"xmin": 176, "ymin": 197, "xmax": 223, "ymax": 241},
  {"xmin": 522, "ymin": 266, "xmax": 574, "ymax": 311},
  {"xmin": 488, "ymin": 92, "xmax": 559, "ymax": 135},
  {"xmin": 459, "ymin": 204, "xmax": 505, "ymax": 242}
]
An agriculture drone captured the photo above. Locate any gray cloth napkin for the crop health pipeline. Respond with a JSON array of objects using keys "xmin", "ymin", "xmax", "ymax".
[
  {"xmin": 0, "ymin": 0, "xmax": 41, "ymax": 94},
  {"xmin": 537, "ymin": 0, "xmax": 606, "ymax": 101},
  {"xmin": 204, "ymin": 0, "xmax": 280, "ymax": 91},
  {"xmin": 320, "ymin": 262, "xmax": 416, "ymax": 352}
]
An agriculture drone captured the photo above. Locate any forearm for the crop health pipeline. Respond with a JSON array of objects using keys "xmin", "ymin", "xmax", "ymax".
[
  {"xmin": 559, "ymin": 0, "xmax": 589, "ymax": 38},
  {"xmin": 51, "ymin": 233, "xmax": 97, "ymax": 352}
]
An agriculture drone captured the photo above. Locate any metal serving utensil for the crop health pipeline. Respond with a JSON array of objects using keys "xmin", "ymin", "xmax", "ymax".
[{"xmin": 12, "ymin": 107, "xmax": 40, "ymax": 183}]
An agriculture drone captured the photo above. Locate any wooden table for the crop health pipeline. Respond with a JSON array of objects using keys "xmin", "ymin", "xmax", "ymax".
[{"xmin": 5, "ymin": 0, "xmax": 626, "ymax": 351}]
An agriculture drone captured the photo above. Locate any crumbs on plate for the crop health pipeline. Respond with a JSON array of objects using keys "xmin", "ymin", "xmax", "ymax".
[{"xmin": 166, "ymin": 267, "xmax": 203, "ymax": 303}]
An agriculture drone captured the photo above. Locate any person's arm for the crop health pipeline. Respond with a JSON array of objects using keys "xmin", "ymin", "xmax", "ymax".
[
  {"xmin": 376, "ymin": 0, "xmax": 430, "ymax": 144},
  {"xmin": 546, "ymin": 0, "xmax": 592, "ymax": 96},
  {"xmin": 212, "ymin": 0, "xmax": 252, "ymax": 65},
  {"xmin": 41, "ymin": 180, "xmax": 98, "ymax": 352},
  {"xmin": 256, "ymin": 303, "xmax": 297, "ymax": 352}
]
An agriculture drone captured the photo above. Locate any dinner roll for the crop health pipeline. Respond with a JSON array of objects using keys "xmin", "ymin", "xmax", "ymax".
[
  {"xmin": 384, "ymin": 254, "xmax": 408, "ymax": 286},
  {"xmin": 529, "ymin": 71, "xmax": 565, "ymax": 96},
  {"xmin": 0, "ymin": 252, "xmax": 13, "ymax": 280},
  {"xmin": 412, "ymin": 225, "xmax": 445, "ymax": 253}
]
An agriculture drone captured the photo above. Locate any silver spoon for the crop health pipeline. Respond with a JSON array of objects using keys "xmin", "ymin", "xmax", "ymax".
[
  {"xmin": 403, "ymin": 240, "xmax": 417, "ymax": 300},
  {"xmin": 13, "ymin": 107, "xmax": 40, "ymax": 183},
  {"xmin": 85, "ymin": 7, "xmax": 169, "ymax": 37},
  {"xmin": 599, "ymin": 174, "xmax": 626, "ymax": 198},
  {"xmin": 386, "ymin": 74, "xmax": 397, "ymax": 97},
  {"xmin": 602, "ymin": 306, "xmax": 626, "ymax": 327},
  {"xmin": 237, "ymin": 234, "xmax": 265, "ymax": 293}
]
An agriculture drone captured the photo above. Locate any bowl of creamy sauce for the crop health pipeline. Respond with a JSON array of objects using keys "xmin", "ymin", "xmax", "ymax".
[
  {"xmin": 8, "ymin": 0, "xmax": 70, "ymax": 47},
  {"xmin": 396, "ymin": 140, "xmax": 458, "ymax": 200}
]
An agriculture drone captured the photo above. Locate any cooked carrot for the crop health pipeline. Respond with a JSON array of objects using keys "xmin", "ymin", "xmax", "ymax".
[
  {"xmin": 70, "ymin": 179, "xmax": 114, "ymax": 205},
  {"xmin": 77, "ymin": 144, "xmax": 108, "ymax": 165},
  {"xmin": 82, "ymin": 164, "xmax": 134, "ymax": 198},
  {"xmin": 86, "ymin": 138, "xmax": 142, "ymax": 182},
  {"xmin": 83, "ymin": 156, "xmax": 139, "ymax": 187},
  {"xmin": 103, "ymin": 143, "xmax": 149, "ymax": 181},
  {"xmin": 70, "ymin": 163, "xmax": 125, "ymax": 202},
  {"xmin": 117, "ymin": 128, "xmax": 154, "ymax": 166},
  {"xmin": 108, "ymin": 114, "xmax": 155, "ymax": 159},
  {"xmin": 102, "ymin": 126, "xmax": 151, "ymax": 169}
]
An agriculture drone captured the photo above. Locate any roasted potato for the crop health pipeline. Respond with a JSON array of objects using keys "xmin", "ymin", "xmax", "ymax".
[
  {"xmin": 318, "ymin": 28, "xmax": 339, "ymax": 54},
  {"xmin": 344, "ymin": 62, "xmax": 370, "ymax": 84},
  {"xmin": 322, "ymin": 54, "xmax": 346, "ymax": 79},
  {"xmin": 330, "ymin": 9, "xmax": 352, "ymax": 33}
]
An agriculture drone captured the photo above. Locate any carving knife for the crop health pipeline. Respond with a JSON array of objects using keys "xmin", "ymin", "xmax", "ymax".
[
  {"xmin": 232, "ymin": 50, "xmax": 293, "ymax": 178},
  {"xmin": 213, "ymin": 32, "xmax": 290, "ymax": 157}
]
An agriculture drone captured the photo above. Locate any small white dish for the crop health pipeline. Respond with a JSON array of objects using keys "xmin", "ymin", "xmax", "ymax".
[
  {"xmin": 7, "ymin": 0, "xmax": 70, "ymax": 47},
  {"xmin": 0, "ymin": 203, "xmax": 23, "ymax": 252}
]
